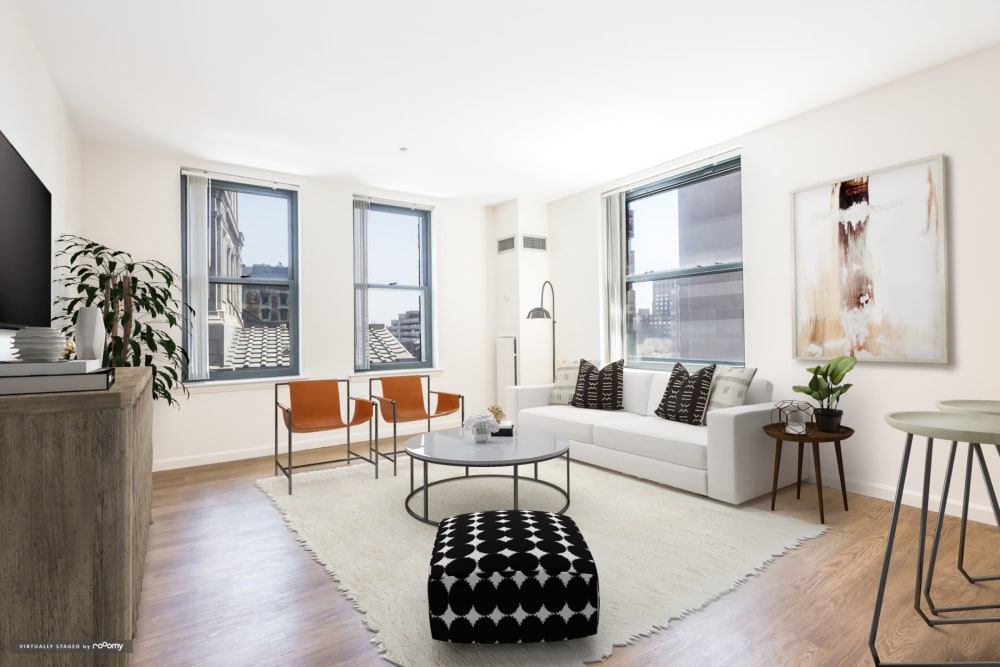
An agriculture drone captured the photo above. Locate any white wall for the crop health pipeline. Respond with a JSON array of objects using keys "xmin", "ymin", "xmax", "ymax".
[
  {"xmin": 0, "ymin": 0, "xmax": 82, "ymax": 359},
  {"xmin": 492, "ymin": 199, "xmax": 555, "ymax": 386},
  {"xmin": 79, "ymin": 143, "xmax": 496, "ymax": 470},
  {"xmin": 548, "ymin": 44, "xmax": 1000, "ymax": 522}
]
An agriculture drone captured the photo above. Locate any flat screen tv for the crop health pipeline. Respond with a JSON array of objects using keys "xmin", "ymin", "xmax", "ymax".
[{"xmin": 0, "ymin": 128, "xmax": 52, "ymax": 329}]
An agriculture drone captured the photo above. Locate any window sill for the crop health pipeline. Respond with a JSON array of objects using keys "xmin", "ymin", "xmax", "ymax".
[
  {"xmin": 184, "ymin": 374, "xmax": 305, "ymax": 394},
  {"xmin": 348, "ymin": 367, "xmax": 445, "ymax": 383}
]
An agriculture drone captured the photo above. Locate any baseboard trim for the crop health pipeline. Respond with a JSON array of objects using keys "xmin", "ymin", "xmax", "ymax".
[
  {"xmin": 152, "ymin": 417, "xmax": 462, "ymax": 472},
  {"xmin": 822, "ymin": 474, "xmax": 996, "ymax": 525}
]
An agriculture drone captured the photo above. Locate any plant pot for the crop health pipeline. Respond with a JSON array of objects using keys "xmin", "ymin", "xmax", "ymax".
[{"xmin": 814, "ymin": 408, "xmax": 843, "ymax": 433}]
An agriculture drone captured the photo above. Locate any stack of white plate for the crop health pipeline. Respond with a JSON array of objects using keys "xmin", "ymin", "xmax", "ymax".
[{"xmin": 12, "ymin": 327, "xmax": 68, "ymax": 362}]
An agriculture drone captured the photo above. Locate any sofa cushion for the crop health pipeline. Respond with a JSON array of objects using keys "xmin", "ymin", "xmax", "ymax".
[
  {"xmin": 655, "ymin": 363, "xmax": 716, "ymax": 425},
  {"xmin": 622, "ymin": 369, "xmax": 654, "ymax": 415},
  {"xmin": 593, "ymin": 416, "xmax": 709, "ymax": 470},
  {"xmin": 571, "ymin": 359, "xmax": 623, "ymax": 410},
  {"xmin": 517, "ymin": 405, "xmax": 634, "ymax": 444},
  {"xmin": 645, "ymin": 371, "xmax": 673, "ymax": 416},
  {"xmin": 550, "ymin": 359, "xmax": 583, "ymax": 405},
  {"xmin": 745, "ymin": 377, "xmax": 774, "ymax": 405},
  {"xmin": 704, "ymin": 366, "xmax": 758, "ymax": 422}
]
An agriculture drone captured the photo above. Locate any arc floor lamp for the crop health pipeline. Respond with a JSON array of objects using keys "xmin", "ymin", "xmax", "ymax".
[{"xmin": 526, "ymin": 280, "xmax": 556, "ymax": 382}]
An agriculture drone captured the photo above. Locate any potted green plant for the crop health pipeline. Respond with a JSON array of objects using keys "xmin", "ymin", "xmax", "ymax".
[
  {"xmin": 792, "ymin": 355, "xmax": 857, "ymax": 432},
  {"xmin": 52, "ymin": 234, "xmax": 191, "ymax": 406}
]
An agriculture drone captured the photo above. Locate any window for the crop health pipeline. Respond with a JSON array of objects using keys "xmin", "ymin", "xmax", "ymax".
[
  {"xmin": 624, "ymin": 157, "xmax": 744, "ymax": 369},
  {"xmin": 353, "ymin": 198, "xmax": 432, "ymax": 371},
  {"xmin": 182, "ymin": 173, "xmax": 298, "ymax": 381}
]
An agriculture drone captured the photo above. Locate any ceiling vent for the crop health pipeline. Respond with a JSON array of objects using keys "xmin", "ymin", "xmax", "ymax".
[
  {"xmin": 522, "ymin": 235, "xmax": 547, "ymax": 251},
  {"xmin": 497, "ymin": 236, "xmax": 516, "ymax": 254}
]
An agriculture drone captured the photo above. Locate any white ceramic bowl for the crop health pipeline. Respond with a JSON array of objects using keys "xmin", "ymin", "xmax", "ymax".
[{"xmin": 12, "ymin": 327, "xmax": 68, "ymax": 362}]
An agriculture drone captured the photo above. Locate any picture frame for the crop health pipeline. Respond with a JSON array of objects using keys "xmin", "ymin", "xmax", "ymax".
[{"xmin": 791, "ymin": 155, "xmax": 947, "ymax": 363}]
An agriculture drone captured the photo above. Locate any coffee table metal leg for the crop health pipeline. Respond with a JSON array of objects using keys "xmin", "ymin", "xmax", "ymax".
[
  {"xmin": 423, "ymin": 460, "xmax": 429, "ymax": 522},
  {"xmin": 565, "ymin": 451, "xmax": 570, "ymax": 503},
  {"xmin": 514, "ymin": 464, "xmax": 519, "ymax": 510}
]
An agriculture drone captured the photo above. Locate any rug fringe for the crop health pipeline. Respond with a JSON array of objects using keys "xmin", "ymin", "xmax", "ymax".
[{"xmin": 612, "ymin": 526, "xmax": 829, "ymax": 649}]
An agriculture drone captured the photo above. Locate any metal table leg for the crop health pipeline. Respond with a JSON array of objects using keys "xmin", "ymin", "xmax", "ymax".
[
  {"xmin": 871, "ymin": 434, "xmax": 1000, "ymax": 667},
  {"xmin": 513, "ymin": 464, "xmax": 519, "ymax": 510}
]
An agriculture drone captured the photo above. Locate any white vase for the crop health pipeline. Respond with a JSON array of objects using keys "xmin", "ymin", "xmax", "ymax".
[
  {"xmin": 472, "ymin": 425, "xmax": 490, "ymax": 443},
  {"xmin": 74, "ymin": 306, "xmax": 106, "ymax": 361}
]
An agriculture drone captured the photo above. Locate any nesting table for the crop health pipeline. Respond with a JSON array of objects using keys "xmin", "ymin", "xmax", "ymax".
[{"xmin": 870, "ymin": 408, "xmax": 1000, "ymax": 666}]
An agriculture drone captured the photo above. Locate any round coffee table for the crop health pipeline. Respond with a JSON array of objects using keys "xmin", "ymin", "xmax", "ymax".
[{"xmin": 404, "ymin": 427, "xmax": 570, "ymax": 525}]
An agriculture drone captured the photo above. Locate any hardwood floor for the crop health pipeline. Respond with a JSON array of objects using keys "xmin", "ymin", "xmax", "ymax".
[{"xmin": 131, "ymin": 442, "xmax": 1000, "ymax": 667}]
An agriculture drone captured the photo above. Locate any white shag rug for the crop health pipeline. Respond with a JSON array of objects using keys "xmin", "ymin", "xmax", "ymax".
[{"xmin": 256, "ymin": 456, "xmax": 826, "ymax": 666}]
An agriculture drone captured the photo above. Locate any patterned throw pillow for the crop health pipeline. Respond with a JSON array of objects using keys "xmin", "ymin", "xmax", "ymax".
[
  {"xmin": 550, "ymin": 359, "xmax": 585, "ymax": 405},
  {"xmin": 655, "ymin": 363, "xmax": 717, "ymax": 425},
  {"xmin": 703, "ymin": 366, "xmax": 758, "ymax": 422},
  {"xmin": 570, "ymin": 359, "xmax": 624, "ymax": 410}
]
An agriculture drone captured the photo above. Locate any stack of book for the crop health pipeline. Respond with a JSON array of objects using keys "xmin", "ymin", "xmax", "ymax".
[{"xmin": 0, "ymin": 359, "xmax": 115, "ymax": 395}]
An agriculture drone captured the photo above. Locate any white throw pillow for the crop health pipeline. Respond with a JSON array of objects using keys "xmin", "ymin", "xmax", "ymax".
[
  {"xmin": 703, "ymin": 366, "xmax": 758, "ymax": 423},
  {"xmin": 549, "ymin": 359, "xmax": 584, "ymax": 405}
]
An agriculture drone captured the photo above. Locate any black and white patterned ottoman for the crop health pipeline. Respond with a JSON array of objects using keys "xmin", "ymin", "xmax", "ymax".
[{"xmin": 427, "ymin": 509, "xmax": 600, "ymax": 643}]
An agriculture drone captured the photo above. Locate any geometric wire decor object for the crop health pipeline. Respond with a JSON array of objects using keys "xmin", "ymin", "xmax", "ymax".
[
  {"xmin": 792, "ymin": 155, "xmax": 947, "ymax": 363},
  {"xmin": 771, "ymin": 400, "xmax": 814, "ymax": 435}
]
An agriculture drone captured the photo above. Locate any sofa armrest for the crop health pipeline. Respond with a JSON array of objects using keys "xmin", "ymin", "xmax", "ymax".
[
  {"xmin": 506, "ymin": 384, "xmax": 555, "ymax": 421},
  {"xmin": 706, "ymin": 402, "xmax": 795, "ymax": 505}
]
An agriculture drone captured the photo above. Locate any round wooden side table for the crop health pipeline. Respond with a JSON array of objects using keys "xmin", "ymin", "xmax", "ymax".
[{"xmin": 762, "ymin": 422, "xmax": 854, "ymax": 524}]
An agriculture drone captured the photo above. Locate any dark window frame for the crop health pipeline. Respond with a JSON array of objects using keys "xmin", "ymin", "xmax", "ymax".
[
  {"xmin": 181, "ymin": 177, "xmax": 300, "ymax": 381},
  {"xmin": 358, "ymin": 202, "xmax": 433, "ymax": 372},
  {"xmin": 624, "ymin": 156, "xmax": 745, "ymax": 370}
]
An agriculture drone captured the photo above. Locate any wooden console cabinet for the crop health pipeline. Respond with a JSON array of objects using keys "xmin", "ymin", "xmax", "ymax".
[{"xmin": 0, "ymin": 367, "xmax": 153, "ymax": 666}]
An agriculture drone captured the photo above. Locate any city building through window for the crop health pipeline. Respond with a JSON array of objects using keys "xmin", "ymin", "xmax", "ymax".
[
  {"xmin": 182, "ymin": 174, "xmax": 298, "ymax": 381},
  {"xmin": 353, "ymin": 198, "xmax": 432, "ymax": 371},
  {"xmin": 624, "ymin": 156, "xmax": 745, "ymax": 369}
]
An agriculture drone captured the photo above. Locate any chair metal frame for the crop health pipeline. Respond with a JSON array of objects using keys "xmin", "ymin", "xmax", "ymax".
[
  {"xmin": 274, "ymin": 379, "xmax": 377, "ymax": 494},
  {"xmin": 369, "ymin": 374, "xmax": 464, "ymax": 476}
]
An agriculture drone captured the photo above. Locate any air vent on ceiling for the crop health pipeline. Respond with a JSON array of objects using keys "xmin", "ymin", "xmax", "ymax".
[
  {"xmin": 497, "ymin": 236, "xmax": 516, "ymax": 254},
  {"xmin": 522, "ymin": 235, "xmax": 547, "ymax": 251}
]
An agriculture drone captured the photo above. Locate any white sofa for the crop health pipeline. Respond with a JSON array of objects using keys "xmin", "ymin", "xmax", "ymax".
[{"xmin": 506, "ymin": 368, "xmax": 800, "ymax": 505}]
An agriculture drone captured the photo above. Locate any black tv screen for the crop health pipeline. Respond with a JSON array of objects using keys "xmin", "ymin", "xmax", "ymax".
[{"xmin": 0, "ymin": 128, "xmax": 52, "ymax": 329}]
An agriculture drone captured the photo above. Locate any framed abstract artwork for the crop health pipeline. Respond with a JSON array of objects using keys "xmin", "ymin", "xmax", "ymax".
[{"xmin": 792, "ymin": 155, "xmax": 947, "ymax": 363}]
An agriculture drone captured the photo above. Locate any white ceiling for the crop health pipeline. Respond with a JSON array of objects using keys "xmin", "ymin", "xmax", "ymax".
[{"xmin": 14, "ymin": 0, "xmax": 1000, "ymax": 204}]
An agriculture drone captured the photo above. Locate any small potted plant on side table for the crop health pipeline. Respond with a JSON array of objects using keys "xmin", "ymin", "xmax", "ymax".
[{"xmin": 793, "ymin": 355, "xmax": 857, "ymax": 433}]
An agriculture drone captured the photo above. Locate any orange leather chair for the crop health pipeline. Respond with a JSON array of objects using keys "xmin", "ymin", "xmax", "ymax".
[
  {"xmin": 275, "ymin": 379, "xmax": 376, "ymax": 494},
  {"xmin": 369, "ymin": 375, "xmax": 464, "ymax": 475}
]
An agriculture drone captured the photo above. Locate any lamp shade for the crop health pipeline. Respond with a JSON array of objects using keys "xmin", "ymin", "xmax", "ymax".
[{"xmin": 526, "ymin": 306, "xmax": 552, "ymax": 319}]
